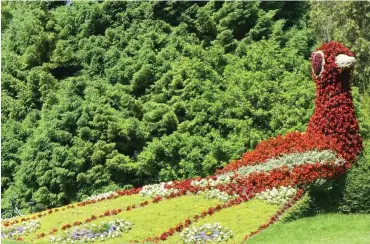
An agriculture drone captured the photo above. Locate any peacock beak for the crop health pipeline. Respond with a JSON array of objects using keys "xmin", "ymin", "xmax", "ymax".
[{"xmin": 335, "ymin": 54, "xmax": 356, "ymax": 69}]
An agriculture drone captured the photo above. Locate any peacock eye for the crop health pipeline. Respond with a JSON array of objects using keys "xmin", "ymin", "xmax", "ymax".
[{"xmin": 311, "ymin": 51, "xmax": 324, "ymax": 77}]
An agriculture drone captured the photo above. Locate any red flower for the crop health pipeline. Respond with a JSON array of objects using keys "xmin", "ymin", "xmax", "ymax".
[
  {"xmin": 168, "ymin": 228, "xmax": 175, "ymax": 235},
  {"xmin": 49, "ymin": 228, "xmax": 58, "ymax": 234},
  {"xmin": 153, "ymin": 196, "xmax": 162, "ymax": 203},
  {"xmin": 61, "ymin": 224, "xmax": 71, "ymax": 230},
  {"xmin": 160, "ymin": 233, "xmax": 168, "ymax": 240},
  {"xmin": 184, "ymin": 219, "xmax": 191, "ymax": 227},
  {"xmin": 73, "ymin": 221, "xmax": 82, "ymax": 226},
  {"xmin": 175, "ymin": 223, "xmax": 183, "ymax": 232}
]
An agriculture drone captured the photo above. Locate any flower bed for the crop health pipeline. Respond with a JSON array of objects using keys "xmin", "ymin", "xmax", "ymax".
[
  {"xmin": 198, "ymin": 189, "xmax": 237, "ymax": 202},
  {"xmin": 50, "ymin": 219, "xmax": 132, "ymax": 243},
  {"xmin": 256, "ymin": 187, "xmax": 298, "ymax": 205},
  {"xmin": 219, "ymin": 132, "xmax": 341, "ymax": 173},
  {"xmin": 236, "ymin": 150, "xmax": 344, "ymax": 176},
  {"xmin": 180, "ymin": 223, "xmax": 233, "ymax": 243},
  {"xmin": 138, "ymin": 197, "xmax": 250, "ymax": 243},
  {"xmin": 191, "ymin": 174, "xmax": 233, "ymax": 188},
  {"xmin": 1, "ymin": 220, "xmax": 40, "ymax": 240},
  {"xmin": 36, "ymin": 200, "xmax": 149, "ymax": 240},
  {"xmin": 83, "ymin": 191, "xmax": 119, "ymax": 202},
  {"xmin": 140, "ymin": 182, "xmax": 179, "ymax": 197}
]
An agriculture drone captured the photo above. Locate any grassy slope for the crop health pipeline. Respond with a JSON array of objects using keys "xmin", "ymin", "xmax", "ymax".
[{"xmin": 246, "ymin": 213, "xmax": 370, "ymax": 244}]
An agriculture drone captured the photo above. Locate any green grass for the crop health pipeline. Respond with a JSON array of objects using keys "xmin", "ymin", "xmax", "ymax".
[
  {"xmin": 1, "ymin": 240, "xmax": 25, "ymax": 244},
  {"xmin": 246, "ymin": 213, "xmax": 370, "ymax": 244},
  {"xmin": 164, "ymin": 198, "xmax": 280, "ymax": 243}
]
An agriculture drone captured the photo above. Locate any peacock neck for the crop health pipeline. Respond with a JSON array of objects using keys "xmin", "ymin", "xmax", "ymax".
[{"xmin": 307, "ymin": 73, "xmax": 363, "ymax": 162}]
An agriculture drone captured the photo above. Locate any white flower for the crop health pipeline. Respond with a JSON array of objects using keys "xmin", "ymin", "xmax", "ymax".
[
  {"xmin": 180, "ymin": 223, "xmax": 232, "ymax": 243},
  {"xmin": 256, "ymin": 186, "xmax": 297, "ymax": 205},
  {"xmin": 83, "ymin": 191, "xmax": 119, "ymax": 202}
]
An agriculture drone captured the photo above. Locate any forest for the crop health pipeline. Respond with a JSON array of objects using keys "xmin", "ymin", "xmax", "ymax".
[{"xmin": 1, "ymin": 1, "xmax": 369, "ymax": 213}]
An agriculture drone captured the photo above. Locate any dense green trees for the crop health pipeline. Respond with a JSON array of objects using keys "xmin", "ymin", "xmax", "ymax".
[{"xmin": 1, "ymin": 1, "xmax": 368, "ymax": 212}]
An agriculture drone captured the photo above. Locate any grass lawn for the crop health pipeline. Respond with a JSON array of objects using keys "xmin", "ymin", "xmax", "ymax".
[
  {"xmin": 2, "ymin": 241, "xmax": 24, "ymax": 244},
  {"xmin": 246, "ymin": 213, "xmax": 370, "ymax": 244}
]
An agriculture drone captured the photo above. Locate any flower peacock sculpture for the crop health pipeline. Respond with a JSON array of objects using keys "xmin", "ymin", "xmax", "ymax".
[{"xmin": 3, "ymin": 42, "xmax": 364, "ymax": 243}]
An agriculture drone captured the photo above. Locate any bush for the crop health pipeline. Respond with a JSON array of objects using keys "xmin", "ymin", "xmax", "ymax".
[
  {"xmin": 340, "ymin": 141, "xmax": 370, "ymax": 213},
  {"xmin": 280, "ymin": 192, "xmax": 312, "ymax": 222}
]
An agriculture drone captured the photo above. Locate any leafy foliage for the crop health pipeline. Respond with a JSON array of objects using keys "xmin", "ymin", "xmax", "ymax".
[
  {"xmin": 1, "ymin": 1, "xmax": 368, "ymax": 214},
  {"xmin": 340, "ymin": 141, "xmax": 370, "ymax": 213},
  {"xmin": 310, "ymin": 1, "xmax": 370, "ymax": 93}
]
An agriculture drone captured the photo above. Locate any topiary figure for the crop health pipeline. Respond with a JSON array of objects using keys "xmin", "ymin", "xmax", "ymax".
[{"xmin": 307, "ymin": 41, "xmax": 363, "ymax": 163}]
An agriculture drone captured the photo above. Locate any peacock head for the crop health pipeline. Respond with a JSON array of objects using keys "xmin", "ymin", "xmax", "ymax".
[{"xmin": 310, "ymin": 41, "xmax": 356, "ymax": 86}]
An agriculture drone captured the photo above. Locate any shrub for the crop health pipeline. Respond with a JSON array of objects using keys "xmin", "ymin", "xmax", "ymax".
[{"xmin": 340, "ymin": 141, "xmax": 370, "ymax": 213}]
